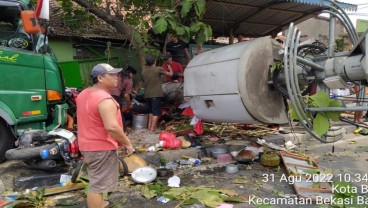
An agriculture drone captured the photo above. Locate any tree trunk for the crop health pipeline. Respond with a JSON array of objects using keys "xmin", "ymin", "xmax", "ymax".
[{"xmin": 72, "ymin": 0, "xmax": 146, "ymax": 70}]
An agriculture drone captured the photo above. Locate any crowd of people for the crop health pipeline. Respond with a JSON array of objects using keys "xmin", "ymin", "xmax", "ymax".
[{"xmin": 75, "ymin": 35, "xmax": 191, "ymax": 208}]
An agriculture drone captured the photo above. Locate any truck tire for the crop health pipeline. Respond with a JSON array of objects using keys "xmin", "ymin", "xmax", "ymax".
[{"xmin": 0, "ymin": 120, "xmax": 16, "ymax": 163}]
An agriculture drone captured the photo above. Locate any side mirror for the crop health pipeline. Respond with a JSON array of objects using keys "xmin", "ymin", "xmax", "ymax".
[{"xmin": 21, "ymin": 11, "xmax": 40, "ymax": 34}]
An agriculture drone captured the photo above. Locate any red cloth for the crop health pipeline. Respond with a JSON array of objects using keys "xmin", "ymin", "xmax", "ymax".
[
  {"xmin": 77, "ymin": 88, "xmax": 123, "ymax": 151},
  {"xmin": 194, "ymin": 120, "xmax": 204, "ymax": 135},
  {"xmin": 162, "ymin": 61, "xmax": 184, "ymax": 83},
  {"xmin": 181, "ymin": 106, "xmax": 194, "ymax": 116}
]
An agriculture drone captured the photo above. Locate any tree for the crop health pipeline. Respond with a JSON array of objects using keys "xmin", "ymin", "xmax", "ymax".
[{"xmin": 58, "ymin": 0, "xmax": 212, "ymax": 68}]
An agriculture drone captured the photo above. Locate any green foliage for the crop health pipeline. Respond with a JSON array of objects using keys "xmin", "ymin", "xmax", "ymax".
[
  {"xmin": 141, "ymin": 183, "xmax": 244, "ymax": 208},
  {"xmin": 160, "ymin": 156, "xmax": 168, "ymax": 166},
  {"xmin": 308, "ymin": 92, "xmax": 343, "ymax": 136},
  {"xmin": 155, "ymin": 18, "xmax": 168, "ymax": 34},
  {"xmin": 270, "ymin": 61, "xmax": 284, "ymax": 73},
  {"xmin": 152, "ymin": 0, "xmax": 212, "ymax": 44},
  {"xmin": 56, "ymin": 0, "xmax": 211, "ymax": 63},
  {"xmin": 56, "ymin": 0, "xmax": 96, "ymax": 29},
  {"xmin": 313, "ymin": 113, "xmax": 330, "ymax": 137},
  {"xmin": 5, "ymin": 188, "xmax": 46, "ymax": 208},
  {"xmin": 289, "ymin": 92, "xmax": 343, "ymax": 136},
  {"xmin": 309, "ymin": 92, "xmax": 330, "ymax": 108},
  {"xmin": 335, "ymin": 39, "xmax": 344, "ymax": 52}
]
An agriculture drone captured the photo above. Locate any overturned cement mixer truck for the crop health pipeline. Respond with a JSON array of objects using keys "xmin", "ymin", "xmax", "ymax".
[{"xmin": 184, "ymin": 6, "xmax": 368, "ymax": 143}]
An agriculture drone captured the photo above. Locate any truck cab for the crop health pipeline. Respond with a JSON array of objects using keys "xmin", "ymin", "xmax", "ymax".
[{"xmin": 0, "ymin": 0, "xmax": 68, "ymax": 162}]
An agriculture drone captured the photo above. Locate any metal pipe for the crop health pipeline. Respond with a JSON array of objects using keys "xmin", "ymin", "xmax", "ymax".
[
  {"xmin": 327, "ymin": 0, "xmax": 358, "ymax": 41},
  {"xmin": 296, "ymin": 56, "xmax": 325, "ymax": 71},
  {"xmin": 291, "ymin": 30, "xmax": 313, "ymax": 127},
  {"xmin": 285, "ymin": 24, "xmax": 333, "ymax": 143},
  {"xmin": 328, "ymin": 10, "xmax": 335, "ymax": 58},
  {"xmin": 322, "ymin": 3, "xmax": 358, "ymax": 44},
  {"xmin": 323, "ymin": 10, "xmax": 358, "ymax": 45},
  {"xmin": 307, "ymin": 106, "xmax": 368, "ymax": 112}
]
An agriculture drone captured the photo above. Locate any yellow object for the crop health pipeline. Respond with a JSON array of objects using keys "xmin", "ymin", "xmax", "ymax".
[
  {"xmin": 354, "ymin": 128, "xmax": 362, "ymax": 134},
  {"xmin": 123, "ymin": 154, "xmax": 148, "ymax": 173},
  {"xmin": 178, "ymin": 136, "xmax": 191, "ymax": 148}
]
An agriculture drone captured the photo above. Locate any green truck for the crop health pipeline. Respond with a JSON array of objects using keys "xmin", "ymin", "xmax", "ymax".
[{"xmin": 0, "ymin": 0, "xmax": 69, "ymax": 163}]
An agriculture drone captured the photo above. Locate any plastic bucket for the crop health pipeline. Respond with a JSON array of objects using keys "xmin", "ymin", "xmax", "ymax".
[{"xmin": 132, "ymin": 114, "xmax": 148, "ymax": 130}]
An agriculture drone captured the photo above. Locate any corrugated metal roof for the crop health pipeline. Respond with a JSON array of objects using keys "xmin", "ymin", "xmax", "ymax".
[{"xmin": 204, "ymin": 0, "xmax": 357, "ymax": 37}]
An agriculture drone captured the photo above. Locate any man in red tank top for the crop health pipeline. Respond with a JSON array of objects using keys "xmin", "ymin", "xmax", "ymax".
[{"xmin": 77, "ymin": 63, "xmax": 134, "ymax": 208}]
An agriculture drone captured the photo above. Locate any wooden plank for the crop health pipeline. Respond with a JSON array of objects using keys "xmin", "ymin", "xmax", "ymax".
[{"xmin": 37, "ymin": 182, "xmax": 84, "ymax": 196}]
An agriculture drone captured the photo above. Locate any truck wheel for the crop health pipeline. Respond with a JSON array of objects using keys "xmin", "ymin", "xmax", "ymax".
[{"xmin": 0, "ymin": 120, "xmax": 16, "ymax": 163}]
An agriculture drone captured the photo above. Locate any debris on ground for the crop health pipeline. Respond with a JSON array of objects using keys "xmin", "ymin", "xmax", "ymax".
[
  {"xmin": 140, "ymin": 181, "xmax": 245, "ymax": 208},
  {"xmin": 279, "ymin": 151, "xmax": 334, "ymax": 201}
]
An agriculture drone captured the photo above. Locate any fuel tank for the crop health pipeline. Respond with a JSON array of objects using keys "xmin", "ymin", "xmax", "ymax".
[{"xmin": 184, "ymin": 36, "xmax": 288, "ymax": 124}]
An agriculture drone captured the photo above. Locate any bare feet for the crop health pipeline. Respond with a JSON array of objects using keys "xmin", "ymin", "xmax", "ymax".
[{"xmin": 102, "ymin": 200, "xmax": 109, "ymax": 208}]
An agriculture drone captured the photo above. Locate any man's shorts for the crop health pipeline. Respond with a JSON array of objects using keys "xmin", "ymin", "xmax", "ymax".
[
  {"xmin": 146, "ymin": 97, "xmax": 162, "ymax": 116},
  {"xmin": 81, "ymin": 150, "xmax": 119, "ymax": 193}
]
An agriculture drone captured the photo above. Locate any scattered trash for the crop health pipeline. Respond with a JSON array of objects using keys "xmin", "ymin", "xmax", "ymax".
[
  {"xmin": 157, "ymin": 168, "xmax": 169, "ymax": 177},
  {"xmin": 165, "ymin": 161, "xmax": 178, "ymax": 169},
  {"xmin": 350, "ymin": 140, "xmax": 358, "ymax": 144},
  {"xmin": 59, "ymin": 174, "xmax": 72, "ymax": 186},
  {"xmin": 178, "ymin": 136, "xmax": 191, "ymax": 148},
  {"xmin": 354, "ymin": 128, "xmax": 368, "ymax": 135},
  {"xmin": 225, "ymin": 164, "xmax": 239, "ymax": 174},
  {"xmin": 124, "ymin": 154, "xmax": 148, "ymax": 173},
  {"xmin": 284, "ymin": 194, "xmax": 298, "ymax": 198},
  {"xmin": 157, "ymin": 196, "xmax": 171, "ymax": 203},
  {"xmin": 211, "ymin": 147, "xmax": 228, "ymax": 158},
  {"xmin": 217, "ymin": 154, "xmax": 233, "ymax": 164},
  {"xmin": 279, "ymin": 152, "xmax": 334, "ymax": 201},
  {"xmin": 168, "ymin": 176, "xmax": 181, "ymax": 188},
  {"xmin": 188, "ymin": 158, "xmax": 201, "ymax": 165},
  {"xmin": 159, "ymin": 132, "xmax": 182, "ymax": 149},
  {"xmin": 260, "ymin": 150, "xmax": 280, "ymax": 167},
  {"xmin": 216, "ymin": 203, "xmax": 234, "ymax": 208},
  {"xmin": 284, "ymin": 141, "xmax": 297, "ymax": 149},
  {"xmin": 233, "ymin": 176, "xmax": 248, "ymax": 184},
  {"xmin": 256, "ymin": 138, "xmax": 286, "ymax": 151},
  {"xmin": 147, "ymin": 146, "xmax": 158, "ymax": 152},
  {"xmin": 131, "ymin": 166, "xmax": 157, "ymax": 184}
]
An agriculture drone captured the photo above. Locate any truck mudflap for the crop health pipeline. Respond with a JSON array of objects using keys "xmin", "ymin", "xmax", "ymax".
[{"xmin": 46, "ymin": 103, "xmax": 69, "ymax": 131}]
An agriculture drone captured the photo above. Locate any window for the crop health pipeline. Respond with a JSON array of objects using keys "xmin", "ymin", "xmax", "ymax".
[{"xmin": 0, "ymin": 5, "xmax": 33, "ymax": 50}]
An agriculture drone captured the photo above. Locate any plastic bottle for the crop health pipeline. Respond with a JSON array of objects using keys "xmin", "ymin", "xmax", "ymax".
[{"xmin": 188, "ymin": 158, "xmax": 201, "ymax": 165}]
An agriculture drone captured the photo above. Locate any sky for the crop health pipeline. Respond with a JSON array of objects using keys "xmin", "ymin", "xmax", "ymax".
[{"xmin": 333, "ymin": 0, "xmax": 368, "ymax": 26}]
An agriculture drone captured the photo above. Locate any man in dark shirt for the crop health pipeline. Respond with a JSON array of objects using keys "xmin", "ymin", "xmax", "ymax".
[{"xmin": 166, "ymin": 35, "xmax": 191, "ymax": 66}]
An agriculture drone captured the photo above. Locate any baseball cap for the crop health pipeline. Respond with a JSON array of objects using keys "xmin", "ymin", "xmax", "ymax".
[
  {"xmin": 91, "ymin": 63, "xmax": 122, "ymax": 78},
  {"xmin": 163, "ymin": 53, "xmax": 172, "ymax": 60}
]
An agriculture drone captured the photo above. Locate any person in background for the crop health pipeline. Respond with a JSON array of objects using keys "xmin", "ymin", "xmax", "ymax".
[
  {"xmin": 161, "ymin": 54, "xmax": 184, "ymax": 83},
  {"xmin": 77, "ymin": 63, "xmax": 134, "ymax": 208},
  {"xmin": 166, "ymin": 35, "xmax": 191, "ymax": 66},
  {"xmin": 142, "ymin": 55, "xmax": 173, "ymax": 133},
  {"xmin": 110, "ymin": 66, "xmax": 137, "ymax": 131}
]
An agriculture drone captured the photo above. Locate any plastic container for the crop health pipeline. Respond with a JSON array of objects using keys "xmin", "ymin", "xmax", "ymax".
[
  {"xmin": 226, "ymin": 164, "xmax": 239, "ymax": 174},
  {"xmin": 260, "ymin": 151, "xmax": 280, "ymax": 167},
  {"xmin": 211, "ymin": 147, "xmax": 227, "ymax": 158},
  {"xmin": 132, "ymin": 114, "xmax": 148, "ymax": 130}
]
